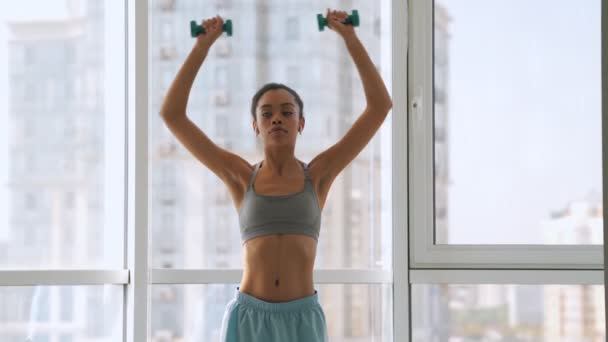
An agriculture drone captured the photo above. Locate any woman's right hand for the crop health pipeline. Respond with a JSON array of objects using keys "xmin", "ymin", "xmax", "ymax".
[{"xmin": 196, "ymin": 15, "xmax": 225, "ymax": 48}]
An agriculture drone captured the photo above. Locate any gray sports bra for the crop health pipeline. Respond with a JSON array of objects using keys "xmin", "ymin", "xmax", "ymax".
[{"xmin": 238, "ymin": 160, "xmax": 322, "ymax": 244}]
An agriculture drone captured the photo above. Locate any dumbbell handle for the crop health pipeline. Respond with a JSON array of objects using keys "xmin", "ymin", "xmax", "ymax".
[
  {"xmin": 190, "ymin": 19, "xmax": 233, "ymax": 37},
  {"xmin": 317, "ymin": 9, "xmax": 359, "ymax": 31}
]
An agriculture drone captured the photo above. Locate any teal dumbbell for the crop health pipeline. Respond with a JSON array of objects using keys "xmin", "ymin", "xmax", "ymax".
[
  {"xmin": 190, "ymin": 19, "xmax": 233, "ymax": 38},
  {"xmin": 317, "ymin": 10, "xmax": 359, "ymax": 31}
]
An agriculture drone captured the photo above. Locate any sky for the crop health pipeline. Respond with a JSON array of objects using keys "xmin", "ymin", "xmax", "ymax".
[
  {"xmin": 0, "ymin": 0, "xmax": 602, "ymax": 244},
  {"xmin": 440, "ymin": 0, "xmax": 601, "ymax": 243}
]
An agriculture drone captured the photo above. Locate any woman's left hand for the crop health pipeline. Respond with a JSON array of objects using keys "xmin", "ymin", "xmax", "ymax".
[{"xmin": 325, "ymin": 8, "xmax": 356, "ymax": 39}]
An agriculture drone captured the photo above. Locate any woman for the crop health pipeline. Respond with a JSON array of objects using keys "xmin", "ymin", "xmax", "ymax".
[{"xmin": 160, "ymin": 9, "xmax": 392, "ymax": 342}]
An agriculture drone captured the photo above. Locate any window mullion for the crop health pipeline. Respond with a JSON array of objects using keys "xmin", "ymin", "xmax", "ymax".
[
  {"xmin": 601, "ymin": 0, "xmax": 607, "ymax": 330},
  {"xmin": 410, "ymin": 269, "xmax": 604, "ymax": 285},
  {"xmin": 126, "ymin": 0, "xmax": 149, "ymax": 341},
  {"xmin": 394, "ymin": 0, "xmax": 410, "ymax": 341},
  {"xmin": 0, "ymin": 270, "xmax": 129, "ymax": 286}
]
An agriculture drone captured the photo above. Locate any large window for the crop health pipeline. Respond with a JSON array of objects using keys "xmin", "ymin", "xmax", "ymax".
[
  {"xmin": 0, "ymin": 1, "xmax": 127, "ymax": 340},
  {"xmin": 411, "ymin": 0, "xmax": 604, "ymax": 267},
  {"xmin": 0, "ymin": 2, "xmax": 113, "ymax": 270},
  {"xmin": 148, "ymin": 0, "xmax": 393, "ymax": 340},
  {"xmin": 409, "ymin": 0, "xmax": 605, "ymax": 340}
]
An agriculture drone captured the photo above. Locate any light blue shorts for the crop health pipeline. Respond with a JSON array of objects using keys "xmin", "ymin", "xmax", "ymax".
[{"xmin": 219, "ymin": 287, "xmax": 328, "ymax": 342}]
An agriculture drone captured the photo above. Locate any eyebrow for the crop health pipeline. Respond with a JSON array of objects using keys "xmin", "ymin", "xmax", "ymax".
[{"xmin": 259, "ymin": 103, "xmax": 295, "ymax": 109}]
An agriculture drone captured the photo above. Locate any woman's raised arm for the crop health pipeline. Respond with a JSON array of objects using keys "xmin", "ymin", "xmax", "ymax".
[
  {"xmin": 159, "ymin": 16, "xmax": 251, "ymax": 186},
  {"xmin": 160, "ymin": 15, "xmax": 224, "ymax": 121}
]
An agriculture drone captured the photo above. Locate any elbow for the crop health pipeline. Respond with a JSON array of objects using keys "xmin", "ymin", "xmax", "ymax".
[
  {"xmin": 382, "ymin": 97, "xmax": 393, "ymax": 113},
  {"xmin": 385, "ymin": 99, "xmax": 393, "ymax": 111},
  {"xmin": 159, "ymin": 103, "xmax": 169, "ymax": 121},
  {"xmin": 159, "ymin": 107, "xmax": 185, "ymax": 123},
  {"xmin": 369, "ymin": 99, "xmax": 392, "ymax": 114},
  {"xmin": 159, "ymin": 110, "xmax": 171, "ymax": 123},
  {"xmin": 385, "ymin": 94, "xmax": 393, "ymax": 108},
  {"xmin": 159, "ymin": 98, "xmax": 181, "ymax": 122}
]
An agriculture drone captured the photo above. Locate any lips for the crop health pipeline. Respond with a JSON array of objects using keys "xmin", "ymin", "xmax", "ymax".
[{"xmin": 270, "ymin": 128, "xmax": 287, "ymax": 134}]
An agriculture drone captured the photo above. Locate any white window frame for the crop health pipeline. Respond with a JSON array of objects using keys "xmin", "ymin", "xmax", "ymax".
[
  {"xmin": 409, "ymin": 0, "xmax": 603, "ymax": 270},
  {"xmin": 602, "ymin": 0, "xmax": 607, "ymax": 328},
  {"xmin": 0, "ymin": 0, "xmax": 137, "ymax": 339},
  {"xmin": 407, "ymin": 0, "xmax": 606, "ymax": 339},
  {"xmin": 141, "ymin": 2, "xmax": 405, "ymax": 340},
  {"xmin": 125, "ymin": 0, "xmax": 150, "ymax": 341}
]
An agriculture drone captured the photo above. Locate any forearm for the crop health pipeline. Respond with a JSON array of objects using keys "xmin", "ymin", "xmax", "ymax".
[
  {"xmin": 160, "ymin": 42, "xmax": 211, "ymax": 122},
  {"xmin": 343, "ymin": 34, "xmax": 392, "ymax": 110}
]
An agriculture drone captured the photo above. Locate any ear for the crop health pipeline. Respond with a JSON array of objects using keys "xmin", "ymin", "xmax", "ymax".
[{"xmin": 299, "ymin": 116, "xmax": 305, "ymax": 131}]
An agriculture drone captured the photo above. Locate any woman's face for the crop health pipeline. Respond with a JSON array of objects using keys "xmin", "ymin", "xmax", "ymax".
[{"xmin": 253, "ymin": 88, "xmax": 304, "ymax": 146}]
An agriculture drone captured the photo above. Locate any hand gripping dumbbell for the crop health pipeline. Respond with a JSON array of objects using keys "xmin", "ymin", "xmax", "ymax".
[
  {"xmin": 190, "ymin": 19, "xmax": 233, "ymax": 38},
  {"xmin": 317, "ymin": 9, "xmax": 359, "ymax": 31}
]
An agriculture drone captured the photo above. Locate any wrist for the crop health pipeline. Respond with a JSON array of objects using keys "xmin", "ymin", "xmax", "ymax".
[
  {"xmin": 342, "ymin": 32, "xmax": 359, "ymax": 44},
  {"xmin": 193, "ymin": 41, "xmax": 211, "ymax": 54}
]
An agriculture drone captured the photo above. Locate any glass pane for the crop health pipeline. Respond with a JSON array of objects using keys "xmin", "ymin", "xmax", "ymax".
[
  {"xmin": 412, "ymin": 284, "xmax": 605, "ymax": 341},
  {"xmin": 0, "ymin": 2, "xmax": 119, "ymax": 268},
  {"xmin": 434, "ymin": 0, "xmax": 602, "ymax": 244},
  {"xmin": 0, "ymin": 285, "xmax": 123, "ymax": 342},
  {"xmin": 150, "ymin": 284, "xmax": 392, "ymax": 341},
  {"xmin": 149, "ymin": 1, "xmax": 392, "ymax": 268}
]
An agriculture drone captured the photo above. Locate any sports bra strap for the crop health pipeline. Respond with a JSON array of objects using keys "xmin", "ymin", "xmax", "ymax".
[
  {"xmin": 300, "ymin": 161, "xmax": 310, "ymax": 178},
  {"xmin": 247, "ymin": 162, "xmax": 262, "ymax": 190},
  {"xmin": 249, "ymin": 160, "xmax": 310, "ymax": 189}
]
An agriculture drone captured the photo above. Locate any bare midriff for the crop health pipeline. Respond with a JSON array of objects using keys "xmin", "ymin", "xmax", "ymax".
[{"xmin": 239, "ymin": 233, "xmax": 317, "ymax": 303}]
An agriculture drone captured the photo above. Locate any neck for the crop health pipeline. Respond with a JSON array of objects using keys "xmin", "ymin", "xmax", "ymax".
[{"xmin": 261, "ymin": 149, "xmax": 300, "ymax": 176}]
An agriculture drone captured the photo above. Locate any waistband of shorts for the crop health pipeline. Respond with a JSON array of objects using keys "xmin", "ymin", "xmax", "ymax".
[{"xmin": 235, "ymin": 287, "xmax": 320, "ymax": 313}]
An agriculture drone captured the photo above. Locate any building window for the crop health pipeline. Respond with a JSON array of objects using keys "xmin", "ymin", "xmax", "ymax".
[
  {"xmin": 161, "ymin": 22, "xmax": 172, "ymax": 41},
  {"xmin": 25, "ymin": 80, "xmax": 36, "ymax": 101},
  {"xmin": 59, "ymin": 334, "xmax": 72, "ymax": 342},
  {"xmin": 214, "ymin": 89, "xmax": 230, "ymax": 106},
  {"xmin": 24, "ymin": 46, "xmax": 35, "ymax": 65},
  {"xmin": 215, "ymin": 0, "xmax": 231, "ymax": 9},
  {"xmin": 25, "ymin": 192, "xmax": 36, "ymax": 211},
  {"xmin": 216, "ymin": 115, "xmax": 229, "ymax": 140},
  {"xmin": 215, "ymin": 66, "xmax": 228, "ymax": 87},
  {"xmin": 160, "ymin": 0, "xmax": 176, "ymax": 11},
  {"xmin": 64, "ymin": 119, "xmax": 76, "ymax": 140},
  {"xmin": 65, "ymin": 191, "xmax": 75, "ymax": 209},
  {"xmin": 286, "ymin": 17, "xmax": 299, "ymax": 40},
  {"xmin": 286, "ymin": 65, "xmax": 299, "ymax": 88},
  {"xmin": 215, "ymin": 40, "xmax": 232, "ymax": 57},
  {"xmin": 60, "ymin": 287, "xmax": 73, "ymax": 321},
  {"xmin": 160, "ymin": 46, "xmax": 176, "ymax": 60},
  {"xmin": 64, "ymin": 44, "xmax": 75, "ymax": 65}
]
